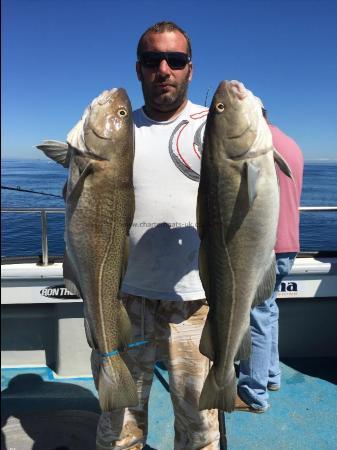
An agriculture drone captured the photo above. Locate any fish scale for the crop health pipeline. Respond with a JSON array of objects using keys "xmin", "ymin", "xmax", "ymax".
[
  {"xmin": 36, "ymin": 88, "xmax": 138, "ymax": 412},
  {"xmin": 197, "ymin": 80, "xmax": 291, "ymax": 412}
]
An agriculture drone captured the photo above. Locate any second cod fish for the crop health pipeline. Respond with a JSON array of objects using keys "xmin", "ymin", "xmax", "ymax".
[
  {"xmin": 197, "ymin": 80, "xmax": 291, "ymax": 412},
  {"xmin": 36, "ymin": 88, "xmax": 138, "ymax": 411}
]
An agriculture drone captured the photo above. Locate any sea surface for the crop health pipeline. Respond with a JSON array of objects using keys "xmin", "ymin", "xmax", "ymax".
[{"xmin": 1, "ymin": 159, "xmax": 337, "ymax": 257}]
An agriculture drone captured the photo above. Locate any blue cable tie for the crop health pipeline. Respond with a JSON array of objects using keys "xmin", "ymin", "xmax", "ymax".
[{"xmin": 101, "ymin": 340, "xmax": 148, "ymax": 358}]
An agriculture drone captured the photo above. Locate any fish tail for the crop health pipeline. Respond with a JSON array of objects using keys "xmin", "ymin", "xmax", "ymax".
[
  {"xmin": 199, "ymin": 366, "xmax": 236, "ymax": 412},
  {"xmin": 98, "ymin": 355, "xmax": 138, "ymax": 411}
]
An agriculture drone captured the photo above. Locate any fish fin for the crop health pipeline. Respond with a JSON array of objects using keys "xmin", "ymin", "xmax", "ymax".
[
  {"xmin": 118, "ymin": 240, "xmax": 131, "ymax": 294},
  {"xmin": 67, "ymin": 155, "xmax": 107, "ymax": 203},
  {"xmin": 36, "ymin": 140, "xmax": 70, "ymax": 167},
  {"xmin": 199, "ymin": 366, "xmax": 236, "ymax": 412},
  {"xmin": 122, "ymin": 238, "xmax": 130, "ymax": 279},
  {"xmin": 199, "ymin": 316, "xmax": 215, "ymax": 360},
  {"xmin": 67, "ymin": 160, "xmax": 93, "ymax": 204},
  {"xmin": 198, "ymin": 240, "xmax": 210, "ymax": 299},
  {"xmin": 84, "ymin": 317, "xmax": 99, "ymax": 349},
  {"xmin": 200, "ymin": 242, "xmax": 235, "ymax": 361},
  {"xmin": 252, "ymin": 256, "xmax": 276, "ymax": 307},
  {"xmin": 84, "ymin": 302, "xmax": 133, "ymax": 357},
  {"xmin": 99, "ymin": 355, "xmax": 138, "ymax": 411},
  {"xmin": 63, "ymin": 278, "xmax": 81, "ymax": 297},
  {"xmin": 198, "ymin": 239, "xmax": 215, "ymax": 359},
  {"xmin": 235, "ymin": 328, "xmax": 251, "ymax": 361},
  {"xmin": 273, "ymin": 149, "xmax": 292, "ymax": 178},
  {"xmin": 196, "ymin": 197, "xmax": 203, "ymax": 238},
  {"xmin": 62, "ymin": 181, "xmax": 68, "ymax": 202},
  {"xmin": 116, "ymin": 302, "xmax": 134, "ymax": 349},
  {"xmin": 246, "ymin": 161, "xmax": 260, "ymax": 207},
  {"xmin": 63, "ymin": 250, "xmax": 82, "ymax": 297}
]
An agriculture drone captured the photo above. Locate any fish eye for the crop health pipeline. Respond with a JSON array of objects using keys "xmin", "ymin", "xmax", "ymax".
[
  {"xmin": 215, "ymin": 103, "xmax": 225, "ymax": 113},
  {"xmin": 118, "ymin": 109, "xmax": 128, "ymax": 117}
]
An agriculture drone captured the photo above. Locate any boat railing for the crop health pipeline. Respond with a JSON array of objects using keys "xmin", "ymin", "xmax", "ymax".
[
  {"xmin": 2, "ymin": 207, "xmax": 64, "ymax": 266},
  {"xmin": 2, "ymin": 206, "xmax": 337, "ymax": 266}
]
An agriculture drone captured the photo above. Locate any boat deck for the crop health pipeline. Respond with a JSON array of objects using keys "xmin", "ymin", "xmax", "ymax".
[{"xmin": 2, "ymin": 358, "xmax": 337, "ymax": 450}]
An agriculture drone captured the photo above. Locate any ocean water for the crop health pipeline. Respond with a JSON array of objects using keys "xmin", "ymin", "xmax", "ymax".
[{"xmin": 1, "ymin": 159, "xmax": 337, "ymax": 257}]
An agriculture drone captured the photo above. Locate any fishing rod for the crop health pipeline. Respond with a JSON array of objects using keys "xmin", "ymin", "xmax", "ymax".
[
  {"xmin": 218, "ymin": 410, "xmax": 227, "ymax": 450},
  {"xmin": 153, "ymin": 367, "xmax": 170, "ymax": 393},
  {"xmin": 204, "ymin": 86, "xmax": 212, "ymax": 107},
  {"xmin": 1, "ymin": 185, "xmax": 62, "ymax": 198}
]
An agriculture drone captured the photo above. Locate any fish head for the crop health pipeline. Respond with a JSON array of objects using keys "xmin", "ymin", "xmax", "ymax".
[
  {"xmin": 206, "ymin": 80, "xmax": 264, "ymax": 160},
  {"xmin": 83, "ymin": 88, "xmax": 133, "ymax": 161}
]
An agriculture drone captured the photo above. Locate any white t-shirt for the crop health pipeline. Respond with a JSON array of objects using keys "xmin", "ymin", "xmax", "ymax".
[{"xmin": 121, "ymin": 101, "xmax": 208, "ymax": 301}]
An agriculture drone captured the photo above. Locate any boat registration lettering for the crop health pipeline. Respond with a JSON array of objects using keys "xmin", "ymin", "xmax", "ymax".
[
  {"xmin": 40, "ymin": 284, "xmax": 80, "ymax": 300},
  {"xmin": 277, "ymin": 281, "xmax": 299, "ymax": 298}
]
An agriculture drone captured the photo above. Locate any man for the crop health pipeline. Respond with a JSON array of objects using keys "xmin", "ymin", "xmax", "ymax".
[
  {"xmin": 236, "ymin": 105, "xmax": 304, "ymax": 413},
  {"xmin": 93, "ymin": 22, "xmax": 219, "ymax": 450}
]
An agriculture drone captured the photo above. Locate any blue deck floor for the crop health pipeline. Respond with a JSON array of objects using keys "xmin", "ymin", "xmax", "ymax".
[{"xmin": 2, "ymin": 358, "xmax": 337, "ymax": 450}]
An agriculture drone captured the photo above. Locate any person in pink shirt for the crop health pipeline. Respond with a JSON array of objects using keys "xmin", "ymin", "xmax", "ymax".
[{"xmin": 235, "ymin": 105, "xmax": 304, "ymax": 413}]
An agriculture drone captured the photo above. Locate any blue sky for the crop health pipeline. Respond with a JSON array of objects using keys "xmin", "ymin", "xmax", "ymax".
[{"xmin": 2, "ymin": 0, "xmax": 337, "ymax": 160}]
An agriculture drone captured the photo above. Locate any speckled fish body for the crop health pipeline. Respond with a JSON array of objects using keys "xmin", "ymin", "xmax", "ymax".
[
  {"xmin": 37, "ymin": 88, "xmax": 138, "ymax": 411},
  {"xmin": 197, "ymin": 80, "xmax": 290, "ymax": 412}
]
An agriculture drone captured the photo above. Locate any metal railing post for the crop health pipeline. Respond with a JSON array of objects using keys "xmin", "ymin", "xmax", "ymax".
[
  {"xmin": 40, "ymin": 210, "xmax": 48, "ymax": 265},
  {"xmin": 1, "ymin": 206, "xmax": 337, "ymax": 265}
]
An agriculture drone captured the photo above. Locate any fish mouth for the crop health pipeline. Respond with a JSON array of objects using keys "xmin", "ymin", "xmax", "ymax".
[
  {"xmin": 216, "ymin": 81, "xmax": 252, "ymax": 141},
  {"xmin": 221, "ymin": 80, "xmax": 248, "ymax": 101},
  {"xmin": 95, "ymin": 88, "xmax": 119, "ymax": 106},
  {"xmin": 215, "ymin": 80, "xmax": 249, "ymax": 113}
]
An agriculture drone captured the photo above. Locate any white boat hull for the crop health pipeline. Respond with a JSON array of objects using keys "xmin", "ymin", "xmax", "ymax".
[{"xmin": 1, "ymin": 254, "xmax": 337, "ymax": 375}]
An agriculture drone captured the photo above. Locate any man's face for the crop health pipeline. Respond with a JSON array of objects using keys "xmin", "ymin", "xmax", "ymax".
[{"xmin": 136, "ymin": 31, "xmax": 193, "ymax": 114}]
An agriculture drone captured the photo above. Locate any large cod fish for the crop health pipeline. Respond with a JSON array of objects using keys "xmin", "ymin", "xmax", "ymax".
[
  {"xmin": 197, "ymin": 80, "xmax": 291, "ymax": 412},
  {"xmin": 36, "ymin": 88, "xmax": 138, "ymax": 411}
]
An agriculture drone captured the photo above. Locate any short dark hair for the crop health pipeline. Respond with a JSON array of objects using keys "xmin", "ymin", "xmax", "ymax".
[{"xmin": 137, "ymin": 21, "xmax": 192, "ymax": 59}]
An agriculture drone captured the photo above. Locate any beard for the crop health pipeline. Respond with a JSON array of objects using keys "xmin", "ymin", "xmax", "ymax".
[{"xmin": 141, "ymin": 71, "xmax": 190, "ymax": 114}]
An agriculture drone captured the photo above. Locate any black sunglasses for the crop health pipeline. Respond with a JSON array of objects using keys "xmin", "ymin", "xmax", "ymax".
[{"xmin": 139, "ymin": 51, "xmax": 191, "ymax": 70}]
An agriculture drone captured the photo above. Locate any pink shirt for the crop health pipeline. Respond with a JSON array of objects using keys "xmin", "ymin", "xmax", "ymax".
[{"xmin": 269, "ymin": 124, "xmax": 304, "ymax": 253}]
